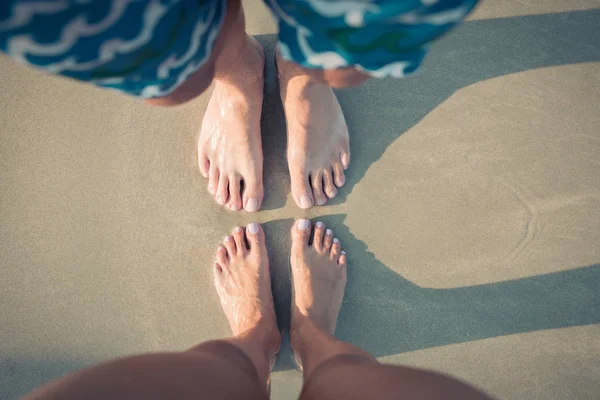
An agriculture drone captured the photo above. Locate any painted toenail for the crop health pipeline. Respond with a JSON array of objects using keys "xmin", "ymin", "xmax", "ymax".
[
  {"xmin": 316, "ymin": 221, "xmax": 324, "ymax": 228},
  {"xmin": 235, "ymin": 227, "xmax": 242, "ymax": 233},
  {"xmin": 248, "ymin": 223, "xmax": 259, "ymax": 234},
  {"xmin": 225, "ymin": 235, "xmax": 232, "ymax": 242},
  {"xmin": 245, "ymin": 198, "xmax": 259, "ymax": 212},
  {"xmin": 341, "ymin": 251, "xmax": 346, "ymax": 255},
  {"xmin": 333, "ymin": 238, "xmax": 339, "ymax": 243},
  {"xmin": 341, "ymin": 152, "xmax": 349, "ymax": 169},
  {"xmin": 299, "ymin": 195, "xmax": 312, "ymax": 209},
  {"xmin": 326, "ymin": 229, "xmax": 333, "ymax": 236},
  {"xmin": 297, "ymin": 219, "xmax": 310, "ymax": 230},
  {"xmin": 216, "ymin": 196, "xmax": 225, "ymax": 205},
  {"xmin": 316, "ymin": 198, "xmax": 326, "ymax": 206}
]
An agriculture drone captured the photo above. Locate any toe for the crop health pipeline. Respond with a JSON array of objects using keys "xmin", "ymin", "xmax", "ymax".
[
  {"xmin": 323, "ymin": 170, "xmax": 337, "ymax": 199},
  {"xmin": 242, "ymin": 176, "xmax": 263, "ymax": 213},
  {"xmin": 291, "ymin": 171, "xmax": 313, "ymax": 209},
  {"xmin": 330, "ymin": 237, "xmax": 341, "ymax": 260},
  {"xmin": 233, "ymin": 226, "xmax": 248, "ymax": 256},
  {"xmin": 216, "ymin": 245, "xmax": 229, "ymax": 266},
  {"xmin": 223, "ymin": 235, "xmax": 236, "ymax": 255},
  {"xmin": 245, "ymin": 222, "xmax": 266, "ymax": 252},
  {"xmin": 214, "ymin": 262, "xmax": 223, "ymax": 275},
  {"xmin": 227, "ymin": 176, "xmax": 242, "ymax": 211},
  {"xmin": 313, "ymin": 221, "xmax": 325, "ymax": 251},
  {"xmin": 215, "ymin": 174, "xmax": 229, "ymax": 205},
  {"xmin": 311, "ymin": 171, "xmax": 327, "ymax": 206},
  {"xmin": 208, "ymin": 166, "xmax": 219, "ymax": 195},
  {"xmin": 338, "ymin": 251, "xmax": 347, "ymax": 267},
  {"xmin": 292, "ymin": 219, "xmax": 311, "ymax": 248},
  {"xmin": 340, "ymin": 150, "xmax": 350, "ymax": 170},
  {"xmin": 323, "ymin": 228, "xmax": 333, "ymax": 251},
  {"xmin": 333, "ymin": 162, "xmax": 345, "ymax": 188},
  {"xmin": 198, "ymin": 152, "xmax": 210, "ymax": 178}
]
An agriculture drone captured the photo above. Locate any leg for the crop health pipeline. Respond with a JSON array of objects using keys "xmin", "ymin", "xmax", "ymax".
[
  {"xmin": 25, "ymin": 223, "xmax": 280, "ymax": 399},
  {"xmin": 289, "ymin": 219, "xmax": 493, "ymax": 400},
  {"xmin": 197, "ymin": 2, "xmax": 266, "ymax": 212}
]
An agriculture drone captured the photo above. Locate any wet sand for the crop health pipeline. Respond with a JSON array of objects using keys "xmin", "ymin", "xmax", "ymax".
[{"xmin": 1, "ymin": 1, "xmax": 599, "ymax": 399}]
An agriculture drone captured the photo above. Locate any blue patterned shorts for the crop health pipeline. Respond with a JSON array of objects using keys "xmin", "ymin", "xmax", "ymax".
[{"xmin": 0, "ymin": 0, "xmax": 477, "ymax": 98}]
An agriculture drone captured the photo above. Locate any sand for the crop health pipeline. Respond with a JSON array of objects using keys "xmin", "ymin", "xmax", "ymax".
[{"xmin": 1, "ymin": 1, "xmax": 599, "ymax": 399}]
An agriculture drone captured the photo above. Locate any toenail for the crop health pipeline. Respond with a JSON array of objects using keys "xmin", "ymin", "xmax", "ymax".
[
  {"xmin": 216, "ymin": 196, "xmax": 225, "ymax": 205},
  {"xmin": 333, "ymin": 238, "xmax": 339, "ymax": 243},
  {"xmin": 316, "ymin": 221, "xmax": 324, "ymax": 228},
  {"xmin": 248, "ymin": 223, "xmax": 259, "ymax": 234},
  {"xmin": 341, "ymin": 251, "xmax": 346, "ymax": 255},
  {"xmin": 245, "ymin": 198, "xmax": 259, "ymax": 212},
  {"xmin": 299, "ymin": 195, "xmax": 312, "ymax": 209},
  {"xmin": 235, "ymin": 227, "xmax": 242, "ymax": 233},
  {"xmin": 341, "ymin": 153, "xmax": 350, "ymax": 169},
  {"xmin": 326, "ymin": 229, "xmax": 333, "ymax": 236},
  {"xmin": 225, "ymin": 235, "xmax": 232, "ymax": 242},
  {"xmin": 316, "ymin": 198, "xmax": 326, "ymax": 206},
  {"xmin": 297, "ymin": 219, "xmax": 310, "ymax": 231}
]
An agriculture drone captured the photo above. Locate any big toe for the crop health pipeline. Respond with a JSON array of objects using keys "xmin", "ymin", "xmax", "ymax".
[
  {"xmin": 290, "ymin": 171, "xmax": 313, "ymax": 209},
  {"xmin": 242, "ymin": 176, "xmax": 263, "ymax": 213},
  {"xmin": 291, "ymin": 219, "xmax": 311, "ymax": 249},
  {"xmin": 246, "ymin": 222, "xmax": 266, "ymax": 254}
]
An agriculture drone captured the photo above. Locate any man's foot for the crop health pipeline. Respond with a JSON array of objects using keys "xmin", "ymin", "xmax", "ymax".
[
  {"xmin": 198, "ymin": 36, "xmax": 264, "ymax": 212},
  {"xmin": 277, "ymin": 55, "xmax": 351, "ymax": 209},
  {"xmin": 214, "ymin": 223, "xmax": 280, "ymax": 345},
  {"xmin": 289, "ymin": 219, "xmax": 347, "ymax": 336}
]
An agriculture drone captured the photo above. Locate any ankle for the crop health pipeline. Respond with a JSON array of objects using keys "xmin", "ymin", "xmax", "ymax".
[
  {"xmin": 243, "ymin": 319, "xmax": 282, "ymax": 357},
  {"xmin": 215, "ymin": 35, "xmax": 264, "ymax": 85},
  {"xmin": 289, "ymin": 314, "xmax": 320, "ymax": 355}
]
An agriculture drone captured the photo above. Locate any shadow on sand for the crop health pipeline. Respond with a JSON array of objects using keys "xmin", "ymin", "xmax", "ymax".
[
  {"xmin": 3, "ymin": 9, "xmax": 599, "ymax": 398},
  {"xmin": 258, "ymin": 9, "xmax": 600, "ymax": 208},
  {"xmin": 261, "ymin": 217, "xmax": 600, "ymax": 370},
  {"xmin": 258, "ymin": 9, "xmax": 600, "ymax": 369}
]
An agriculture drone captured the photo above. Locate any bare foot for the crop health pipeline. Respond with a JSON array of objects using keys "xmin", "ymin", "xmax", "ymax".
[
  {"xmin": 290, "ymin": 219, "xmax": 347, "ymax": 336},
  {"xmin": 277, "ymin": 55, "xmax": 351, "ymax": 209},
  {"xmin": 198, "ymin": 36, "xmax": 264, "ymax": 212},
  {"xmin": 214, "ymin": 223, "xmax": 279, "ymax": 341}
]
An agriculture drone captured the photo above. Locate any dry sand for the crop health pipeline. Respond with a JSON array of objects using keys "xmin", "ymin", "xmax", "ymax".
[{"xmin": 1, "ymin": 1, "xmax": 599, "ymax": 399}]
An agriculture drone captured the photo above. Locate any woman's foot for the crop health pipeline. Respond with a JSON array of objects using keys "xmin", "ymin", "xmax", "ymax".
[
  {"xmin": 198, "ymin": 36, "xmax": 265, "ymax": 212},
  {"xmin": 213, "ymin": 223, "xmax": 281, "ymax": 392},
  {"xmin": 277, "ymin": 55, "xmax": 351, "ymax": 209},
  {"xmin": 289, "ymin": 220, "xmax": 347, "ymax": 336},
  {"xmin": 214, "ymin": 223, "xmax": 280, "ymax": 344}
]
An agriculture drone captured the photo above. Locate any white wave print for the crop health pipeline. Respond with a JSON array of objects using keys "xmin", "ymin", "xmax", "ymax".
[
  {"xmin": 297, "ymin": 29, "xmax": 348, "ymax": 69},
  {"xmin": 358, "ymin": 61, "xmax": 411, "ymax": 78},
  {"xmin": 6, "ymin": 0, "xmax": 136, "ymax": 64},
  {"xmin": 42, "ymin": 1, "xmax": 168, "ymax": 74},
  {"xmin": 277, "ymin": 41, "xmax": 293, "ymax": 61},
  {"xmin": 157, "ymin": 2, "xmax": 217, "ymax": 79},
  {"xmin": 396, "ymin": 5, "xmax": 470, "ymax": 25},
  {"xmin": 0, "ymin": 0, "xmax": 69, "ymax": 30},
  {"xmin": 139, "ymin": 2, "xmax": 225, "ymax": 98},
  {"xmin": 305, "ymin": 0, "xmax": 379, "ymax": 27}
]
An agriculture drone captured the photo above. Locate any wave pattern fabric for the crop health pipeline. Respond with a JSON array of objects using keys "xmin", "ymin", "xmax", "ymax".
[{"xmin": 0, "ymin": 0, "xmax": 477, "ymax": 98}]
